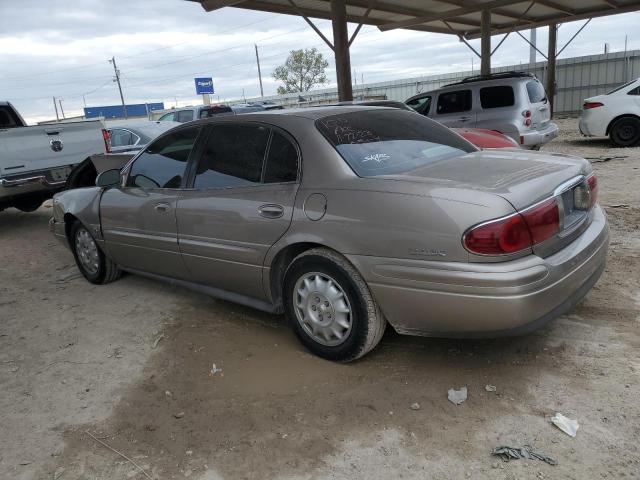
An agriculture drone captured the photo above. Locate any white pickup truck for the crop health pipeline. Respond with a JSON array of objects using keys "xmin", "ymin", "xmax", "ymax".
[{"xmin": 0, "ymin": 102, "xmax": 108, "ymax": 212}]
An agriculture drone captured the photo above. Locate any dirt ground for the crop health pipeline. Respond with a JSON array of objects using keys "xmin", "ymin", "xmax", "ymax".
[{"xmin": 1, "ymin": 117, "xmax": 638, "ymax": 480}]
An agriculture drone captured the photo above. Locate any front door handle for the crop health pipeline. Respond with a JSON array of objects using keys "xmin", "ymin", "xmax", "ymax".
[
  {"xmin": 459, "ymin": 116, "xmax": 472, "ymax": 122},
  {"xmin": 258, "ymin": 204, "xmax": 284, "ymax": 219},
  {"xmin": 154, "ymin": 202, "xmax": 171, "ymax": 213}
]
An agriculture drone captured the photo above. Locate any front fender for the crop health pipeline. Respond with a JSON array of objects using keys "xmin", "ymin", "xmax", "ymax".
[{"xmin": 52, "ymin": 186, "xmax": 103, "ymax": 241}]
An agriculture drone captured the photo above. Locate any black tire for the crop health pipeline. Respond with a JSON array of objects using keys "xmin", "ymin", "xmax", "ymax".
[
  {"xmin": 609, "ymin": 117, "xmax": 640, "ymax": 147},
  {"xmin": 283, "ymin": 248, "xmax": 386, "ymax": 362},
  {"xmin": 70, "ymin": 221, "xmax": 121, "ymax": 285},
  {"xmin": 14, "ymin": 198, "xmax": 43, "ymax": 212}
]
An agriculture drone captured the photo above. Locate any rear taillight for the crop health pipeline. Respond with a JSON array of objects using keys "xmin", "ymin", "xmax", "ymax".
[
  {"xmin": 587, "ymin": 173, "xmax": 598, "ymax": 208},
  {"xmin": 102, "ymin": 128, "xmax": 112, "ymax": 153},
  {"xmin": 583, "ymin": 102, "xmax": 604, "ymax": 110},
  {"xmin": 522, "ymin": 109, "xmax": 532, "ymax": 127},
  {"xmin": 464, "ymin": 199, "xmax": 560, "ymax": 255},
  {"xmin": 521, "ymin": 198, "xmax": 560, "ymax": 244},
  {"xmin": 464, "ymin": 214, "xmax": 532, "ymax": 255}
]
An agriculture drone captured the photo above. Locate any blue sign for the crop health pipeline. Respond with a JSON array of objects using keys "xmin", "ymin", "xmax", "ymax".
[{"xmin": 195, "ymin": 77, "xmax": 214, "ymax": 95}]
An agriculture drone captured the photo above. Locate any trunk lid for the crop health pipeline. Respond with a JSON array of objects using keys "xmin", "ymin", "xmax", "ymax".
[
  {"xmin": 378, "ymin": 150, "xmax": 593, "ymax": 258},
  {"xmin": 380, "ymin": 149, "xmax": 590, "ymax": 210}
]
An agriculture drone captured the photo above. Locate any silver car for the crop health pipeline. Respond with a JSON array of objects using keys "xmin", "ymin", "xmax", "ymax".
[
  {"xmin": 50, "ymin": 107, "xmax": 608, "ymax": 361},
  {"xmin": 405, "ymin": 72, "xmax": 559, "ymax": 149}
]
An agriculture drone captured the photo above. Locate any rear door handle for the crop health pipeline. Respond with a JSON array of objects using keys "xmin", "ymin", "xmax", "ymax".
[
  {"xmin": 154, "ymin": 202, "xmax": 171, "ymax": 213},
  {"xmin": 258, "ymin": 204, "xmax": 284, "ymax": 219}
]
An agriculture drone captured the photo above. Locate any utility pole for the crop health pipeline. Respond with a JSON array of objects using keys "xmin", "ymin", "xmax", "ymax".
[
  {"xmin": 255, "ymin": 44, "xmax": 264, "ymax": 98},
  {"xmin": 546, "ymin": 23, "xmax": 558, "ymax": 118},
  {"xmin": 58, "ymin": 98, "xmax": 65, "ymax": 119},
  {"xmin": 109, "ymin": 56, "xmax": 128, "ymax": 119},
  {"xmin": 529, "ymin": 28, "xmax": 537, "ymax": 65},
  {"xmin": 53, "ymin": 97, "xmax": 60, "ymax": 122}
]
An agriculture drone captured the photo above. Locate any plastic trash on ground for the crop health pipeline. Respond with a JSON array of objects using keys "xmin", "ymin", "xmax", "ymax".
[
  {"xmin": 448, "ymin": 386, "xmax": 467, "ymax": 405},
  {"xmin": 551, "ymin": 413, "xmax": 579, "ymax": 437}
]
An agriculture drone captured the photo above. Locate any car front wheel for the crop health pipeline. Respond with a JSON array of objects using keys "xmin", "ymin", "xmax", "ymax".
[
  {"xmin": 70, "ymin": 221, "xmax": 121, "ymax": 285},
  {"xmin": 283, "ymin": 248, "xmax": 386, "ymax": 362},
  {"xmin": 610, "ymin": 117, "xmax": 640, "ymax": 147}
]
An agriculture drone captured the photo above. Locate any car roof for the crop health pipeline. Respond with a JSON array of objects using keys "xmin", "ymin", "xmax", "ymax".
[{"xmin": 188, "ymin": 105, "xmax": 393, "ymax": 125}]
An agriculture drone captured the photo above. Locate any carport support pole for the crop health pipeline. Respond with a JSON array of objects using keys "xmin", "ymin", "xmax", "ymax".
[
  {"xmin": 331, "ymin": 0, "xmax": 353, "ymax": 101},
  {"xmin": 546, "ymin": 23, "xmax": 557, "ymax": 118},
  {"xmin": 480, "ymin": 10, "xmax": 491, "ymax": 76}
]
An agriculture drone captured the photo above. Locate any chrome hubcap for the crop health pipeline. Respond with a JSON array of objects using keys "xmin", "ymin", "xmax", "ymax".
[
  {"xmin": 294, "ymin": 272, "xmax": 352, "ymax": 346},
  {"xmin": 75, "ymin": 228, "xmax": 99, "ymax": 275}
]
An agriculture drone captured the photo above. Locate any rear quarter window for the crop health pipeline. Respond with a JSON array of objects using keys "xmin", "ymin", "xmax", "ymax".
[
  {"xmin": 480, "ymin": 85, "xmax": 515, "ymax": 108},
  {"xmin": 526, "ymin": 80, "xmax": 547, "ymax": 103},
  {"xmin": 436, "ymin": 90, "xmax": 472, "ymax": 114}
]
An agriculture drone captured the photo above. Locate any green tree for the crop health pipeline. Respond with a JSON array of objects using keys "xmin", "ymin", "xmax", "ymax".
[{"xmin": 273, "ymin": 48, "xmax": 329, "ymax": 95}]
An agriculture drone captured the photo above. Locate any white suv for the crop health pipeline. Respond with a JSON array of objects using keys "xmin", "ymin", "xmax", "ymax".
[
  {"xmin": 405, "ymin": 72, "xmax": 558, "ymax": 149},
  {"xmin": 579, "ymin": 78, "xmax": 640, "ymax": 147}
]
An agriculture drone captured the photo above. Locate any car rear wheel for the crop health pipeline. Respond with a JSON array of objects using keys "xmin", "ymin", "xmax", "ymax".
[
  {"xmin": 609, "ymin": 117, "xmax": 640, "ymax": 147},
  {"xmin": 70, "ymin": 221, "xmax": 121, "ymax": 285},
  {"xmin": 283, "ymin": 248, "xmax": 386, "ymax": 362}
]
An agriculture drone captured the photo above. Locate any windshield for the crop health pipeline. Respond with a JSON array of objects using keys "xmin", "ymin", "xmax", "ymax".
[{"xmin": 315, "ymin": 110, "xmax": 476, "ymax": 177}]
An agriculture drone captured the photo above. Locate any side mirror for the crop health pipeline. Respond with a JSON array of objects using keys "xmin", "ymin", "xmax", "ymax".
[{"xmin": 96, "ymin": 169, "xmax": 121, "ymax": 188}]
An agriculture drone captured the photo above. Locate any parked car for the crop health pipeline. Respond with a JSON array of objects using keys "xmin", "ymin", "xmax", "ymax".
[
  {"xmin": 327, "ymin": 100, "xmax": 519, "ymax": 148},
  {"xmin": 579, "ymin": 78, "xmax": 640, "ymax": 147},
  {"xmin": 106, "ymin": 120, "xmax": 180, "ymax": 153},
  {"xmin": 405, "ymin": 72, "xmax": 558, "ymax": 149},
  {"xmin": 156, "ymin": 102, "xmax": 282, "ymax": 123},
  {"xmin": 50, "ymin": 107, "xmax": 608, "ymax": 361},
  {"xmin": 0, "ymin": 101, "xmax": 108, "ymax": 212}
]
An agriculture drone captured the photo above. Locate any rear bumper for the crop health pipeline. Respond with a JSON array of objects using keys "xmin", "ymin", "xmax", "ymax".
[
  {"xmin": 520, "ymin": 122, "xmax": 559, "ymax": 147},
  {"xmin": 579, "ymin": 111, "xmax": 608, "ymax": 137},
  {"xmin": 0, "ymin": 169, "xmax": 69, "ymax": 206},
  {"xmin": 347, "ymin": 206, "xmax": 609, "ymax": 337}
]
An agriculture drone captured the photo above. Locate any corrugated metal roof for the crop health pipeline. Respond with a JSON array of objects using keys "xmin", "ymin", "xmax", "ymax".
[{"xmin": 195, "ymin": 0, "xmax": 640, "ymax": 39}]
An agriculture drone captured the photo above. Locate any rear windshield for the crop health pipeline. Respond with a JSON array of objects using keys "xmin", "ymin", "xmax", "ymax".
[
  {"xmin": 316, "ymin": 110, "xmax": 475, "ymax": 177},
  {"xmin": 526, "ymin": 80, "xmax": 547, "ymax": 103},
  {"xmin": 199, "ymin": 106, "xmax": 233, "ymax": 118}
]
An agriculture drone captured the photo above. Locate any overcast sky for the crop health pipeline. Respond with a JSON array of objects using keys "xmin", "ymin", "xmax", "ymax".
[{"xmin": 1, "ymin": 0, "xmax": 639, "ymax": 123}]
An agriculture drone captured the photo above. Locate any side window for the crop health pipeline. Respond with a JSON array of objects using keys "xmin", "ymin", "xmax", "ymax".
[
  {"xmin": 109, "ymin": 129, "xmax": 133, "ymax": 147},
  {"xmin": 436, "ymin": 90, "xmax": 472, "ymax": 114},
  {"xmin": 194, "ymin": 124, "xmax": 269, "ymax": 189},
  {"xmin": 480, "ymin": 86, "xmax": 515, "ymax": 109},
  {"xmin": 175, "ymin": 110, "xmax": 194, "ymax": 123},
  {"xmin": 127, "ymin": 127, "xmax": 199, "ymax": 189},
  {"xmin": 159, "ymin": 112, "xmax": 175, "ymax": 121},
  {"xmin": 627, "ymin": 86, "xmax": 640, "ymax": 95},
  {"xmin": 264, "ymin": 131, "xmax": 298, "ymax": 183},
  {"xmin": 406, "ymin": 95, "xmax": 431, "ymax": 115},
  {"xmin": 526, "ymin": 80, "xmax": 546, "ymax": 103}
]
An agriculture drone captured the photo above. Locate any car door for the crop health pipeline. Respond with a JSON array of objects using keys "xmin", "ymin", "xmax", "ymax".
[
  {"xmin": 100, "ymin": 125, "xmax": 201, "ymax": 279},
  {"xmin": 432, "ymin": 89, "xmax": 476, "ymax": 127},
  {"xmin": 177, "ymin": 122, "xmax": 300, "ymax": 301}
]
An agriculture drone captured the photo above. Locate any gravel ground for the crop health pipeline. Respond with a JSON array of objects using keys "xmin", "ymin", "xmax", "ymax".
[{"xmin": 0, "ymin": 117, "xmax": 638, "ymax": 480}]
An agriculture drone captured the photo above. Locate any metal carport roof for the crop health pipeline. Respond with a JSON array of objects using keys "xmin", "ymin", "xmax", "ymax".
[{"xmin": 194, "ymin": 0, "xmax": 640, "ymax": 107}]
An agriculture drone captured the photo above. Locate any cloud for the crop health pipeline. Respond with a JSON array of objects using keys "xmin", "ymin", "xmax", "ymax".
[{"xmin": 1, "ymin": 0, "xmax": 639, "ymax": 123}]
